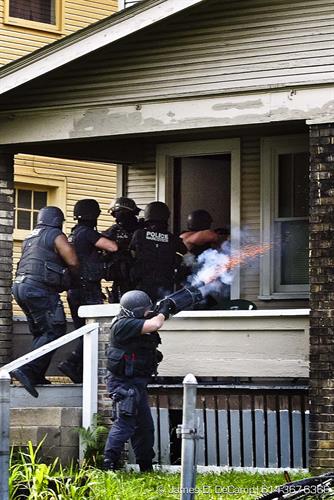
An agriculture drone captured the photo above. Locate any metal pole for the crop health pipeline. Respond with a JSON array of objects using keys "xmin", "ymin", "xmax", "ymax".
[
  {"xmin": 0, "ymin": 370, "xmax": 11, "ymax": 500},
  {"xmin": 179, "ymin": 373, "xmax": 198, "ymax": 500}
]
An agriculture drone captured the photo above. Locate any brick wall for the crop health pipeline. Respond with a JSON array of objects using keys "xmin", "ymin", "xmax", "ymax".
[
  {"xmin": 0, "ymin": 153, "xmax": 14, "ymax": 366},
  {"xmin": 309, "ymin": 123, "xmax": 334, "ymax": 472}
]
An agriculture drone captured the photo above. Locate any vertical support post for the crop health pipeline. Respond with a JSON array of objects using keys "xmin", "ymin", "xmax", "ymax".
[
  {"xmin": 179, "ymin": 373, "xmax": 198, "ymax": 500},
  {"xmin": 0, "ymin": 370, "xmax": 11, "ymax": 500},
  {"xmin": 80, "ymin": 322, "xmax": 99, "ymax": 461},
  {"xmin": 309, "ymin": 121, "xmax": 334, "ymax": 472}
]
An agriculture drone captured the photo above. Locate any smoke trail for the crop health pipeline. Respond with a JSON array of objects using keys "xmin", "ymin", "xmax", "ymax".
[{"xmin": 189, "ymin": 241, "xmax": 270, "ymax": 297}]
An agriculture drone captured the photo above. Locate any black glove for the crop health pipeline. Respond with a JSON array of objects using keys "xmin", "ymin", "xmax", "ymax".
[{"xmin": 155, "ymin": 298, "xmax": 174, "ymax": 320}]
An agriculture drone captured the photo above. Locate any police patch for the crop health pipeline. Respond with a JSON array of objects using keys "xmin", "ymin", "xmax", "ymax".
[{"xmin": 146, "ymin": 231, "xmax": 169, "ymax": 243}]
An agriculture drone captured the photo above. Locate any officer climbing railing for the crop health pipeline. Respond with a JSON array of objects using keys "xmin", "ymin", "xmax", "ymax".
[{"xmin": 0, "ymin": 322, "xmax": 99, "ymax": 500}]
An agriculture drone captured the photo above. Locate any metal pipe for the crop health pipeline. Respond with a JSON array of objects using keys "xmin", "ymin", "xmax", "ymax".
[
  {"xmin": 179, "ymin": 373, "xmax": 198, "ymax": 500},
  {"xmin": 0, "ymin": 370, "xmax": 11, "ymax": 500}
]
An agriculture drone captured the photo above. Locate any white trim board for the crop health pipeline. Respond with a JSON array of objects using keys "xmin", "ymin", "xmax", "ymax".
[{"xmin": 1, "ymin": 86, "xmax": 333, "ymax": 146}]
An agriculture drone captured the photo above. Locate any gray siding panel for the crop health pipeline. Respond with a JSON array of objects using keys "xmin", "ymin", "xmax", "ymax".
[
  {"xmin": 125, "ymin": 165, "xmax": 156, "ymax": 209},
  {"xmin": 3, "ymin": 0, "xmax": 334, "ymax": 109}
]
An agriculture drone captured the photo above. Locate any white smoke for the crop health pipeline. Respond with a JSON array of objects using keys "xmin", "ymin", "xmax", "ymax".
[{"xmin": 188, "ymin": 240, "xmax": 233, "ymax": 298}]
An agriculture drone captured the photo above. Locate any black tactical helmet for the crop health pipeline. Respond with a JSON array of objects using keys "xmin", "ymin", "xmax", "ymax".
[
  {"xmin": 120, "ymin": 290, "xmax": 153, "ymax": 318},
  {"xmin": 109, "ymin": 197, "xmax": 140, "ymax": 216},
  {"xmin": 144, "ymin": 201, "xmax": 170, "ymax": 222},
  {"xmin": 187, "ymin": 209, "xmax": 213, "ymax": 231},
  {"xmin": 73, "ymin": 199, "xmax": 101, "ymax": 220},
  {"xmin": 37, "ymin": 206, "xmax": 65, "ymax": 228}
]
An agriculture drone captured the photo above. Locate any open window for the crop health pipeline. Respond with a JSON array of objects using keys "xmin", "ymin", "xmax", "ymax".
[
  {"xmin": 4, "ymin": 0, "xmax": 64, "ymax": 33},
  {"xmin": 260, "ymin": 135, "xmax": 309, "ymax": 300}
]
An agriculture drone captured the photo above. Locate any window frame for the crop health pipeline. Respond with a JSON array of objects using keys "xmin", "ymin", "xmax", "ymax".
[
  {"xmin": 14, "ymin": 174, "xmax": 65, "ymax": 241},
  {"xmin": 260, "ymin": 135, "xmax": 309, "ymax": 300},
  {"xmin": 4, "ymin": 0, "xmax": 64, "ymax": 34}
]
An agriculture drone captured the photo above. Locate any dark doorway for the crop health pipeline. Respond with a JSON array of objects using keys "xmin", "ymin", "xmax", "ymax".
[{"xmin": 173, "ymin": 155, "xmax": 231, "ymax": 235}]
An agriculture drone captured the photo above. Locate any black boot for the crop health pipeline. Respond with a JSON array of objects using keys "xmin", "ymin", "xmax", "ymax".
[
  {"xmin": 57, "ymin": 361, "xmax": 82, "ymax": 383},
  {"xmin": 137, "ymin": 460, "xmax": 153, "ymax": 472},
  {"xmin": 102, "ymin": 459, "xmax": 122, "ymax": 471},
  {"xmin": 11, "ymin": 369, "xmax": 39, "ymax": 398}
]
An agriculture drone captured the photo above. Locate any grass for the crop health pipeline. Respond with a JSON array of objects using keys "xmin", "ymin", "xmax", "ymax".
[
  {"xmin": 9, "ymin": 441, "xmax": 310, "ymax": 500},
  {"xmin": 89, "ymin": 469, "xmax": 310, "ymax": 500}
]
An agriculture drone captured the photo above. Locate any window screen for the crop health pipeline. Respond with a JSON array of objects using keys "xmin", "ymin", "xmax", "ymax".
[
  {"xmin": 9, "ymin": 0, "xmax": 55, "ymax": 24},
  {"xmin": 275, "ymin": 152, "xmax": 309, "ymax": 288}
]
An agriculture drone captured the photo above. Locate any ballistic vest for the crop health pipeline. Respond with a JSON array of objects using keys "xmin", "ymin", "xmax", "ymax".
[
  {"xmin": 17, "ymin": 226, "xmax": 68, "ymax": 289},
  {"xmin": 69, "ymin": 224, "xmax": 106, "ymax": 283},
  {"xmin": 107, "ymin": 317, "xmax": 162, "ymax": 377},
  {"xmin": 132, "ymin": 228, "xmax": 176, "ymax": 297}
]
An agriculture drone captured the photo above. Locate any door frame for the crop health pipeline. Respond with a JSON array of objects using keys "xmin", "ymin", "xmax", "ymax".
[{"xmin": 156, "ymin": 139, "xmax": 241, "ymax": 299}]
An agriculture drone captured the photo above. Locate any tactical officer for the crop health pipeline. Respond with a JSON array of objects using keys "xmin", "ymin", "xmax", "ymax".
[
  {"xmin": 130, "ymin": 201, "xmax": 178, "ymax": 303},
  {"xmin": 103, "ymin": 197, "xmax": 142, "ymax": 302},
  {"xmin": 11, "ymin": 206, "xmax": 79, "ymax": 398},
  {"xmin": 58, "ymin": 199, "xmax": 118, "ymax": 383},
  {"xmin": 104, "ymin": 290, "xmax": 170, "ymax": 472},
  {"xmin": 180, "ymin": 209, "xmax": 219, "ymax": 256}
]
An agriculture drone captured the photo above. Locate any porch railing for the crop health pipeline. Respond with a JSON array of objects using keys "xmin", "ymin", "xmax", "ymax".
[{"xmin": 0, "ymin": 321, "xmax": 99, "ymax": 500}]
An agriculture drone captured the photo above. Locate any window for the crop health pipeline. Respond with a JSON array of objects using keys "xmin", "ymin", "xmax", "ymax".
[
  {"xmin": 15, "ymin": 188, "xmax": 48, "ymax": 230},
  {"xmin": 260, "ymin": 136, "xmax": 309, "ymax": 299},
  {"xmin": 4, "ymin": 0, "xmax": 64, "ymax": 33}
]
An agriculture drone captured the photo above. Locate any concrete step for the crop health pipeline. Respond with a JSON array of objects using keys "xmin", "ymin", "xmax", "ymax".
[
  {"xmin": 10, "ymin": 383, "xmax": 82, "ymax": 408},
  {"xmin": 9, "ymin": 384, "xmax": 83, "ymax": 464}
]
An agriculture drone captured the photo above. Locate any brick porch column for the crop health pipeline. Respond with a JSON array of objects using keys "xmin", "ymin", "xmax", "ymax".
[
  {"xmin": 309, "ymin": 122, "xmax": 334, "ymax": 472},
  {"xmin": 0, "ymin": 153, "xmax": 14, "ymax": 366}
]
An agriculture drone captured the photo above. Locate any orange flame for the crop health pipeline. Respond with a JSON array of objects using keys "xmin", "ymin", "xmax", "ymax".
[{"xmin": 203, "ymin": 243, "xmax": 271, "ymax": 285}]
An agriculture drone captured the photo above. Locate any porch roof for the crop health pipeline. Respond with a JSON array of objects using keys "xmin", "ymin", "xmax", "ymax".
[{"xmin": 0, "ymin": 0, "xmax": 205, "ymax": 96}]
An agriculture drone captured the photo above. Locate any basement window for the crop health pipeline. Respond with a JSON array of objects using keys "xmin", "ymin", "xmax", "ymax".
[
  {"xmin": 4, "ymin": 0, "xmax": 64, "ymax": 33},
  {"xmin": 260, "ymin": 135, "xmax": 310, "ymax": 300}
]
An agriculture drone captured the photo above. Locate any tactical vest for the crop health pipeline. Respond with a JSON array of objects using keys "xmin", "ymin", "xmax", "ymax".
[
  {"xmin": 17, "ymin": 226, "xmax": 70, "ymax": 291},
  {"xmin": 107, "ymin": 318, "xmax": 162, "ymax": 378},
  {"xmin": 69, "ymin": 224, "xmax": 108, "ymax": 282},
  {"xmin": 132, "ymin": 229, "xmax": 176, "ymax": 290}
]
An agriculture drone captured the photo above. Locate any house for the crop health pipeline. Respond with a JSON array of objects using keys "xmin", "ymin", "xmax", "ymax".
[
  {"xmin": 0, "ymin": 0, "xmax": 333, "ymax": 470},
  {"xmin": 0, "ymin": 0, "xmax": 119, "ymax": 321}
]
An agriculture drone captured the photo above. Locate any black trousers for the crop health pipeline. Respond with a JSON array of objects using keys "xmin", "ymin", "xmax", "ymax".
[{"xmin": 104, "ymin": 376, "xmax": 155, "ymax": 465}]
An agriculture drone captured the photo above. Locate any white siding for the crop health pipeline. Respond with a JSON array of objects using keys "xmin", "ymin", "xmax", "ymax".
[
  {"xmin": 125, "ymin": 164, "xmax": 156, "ymax": 209},
  {"xmin": 2, "ymin": 0, "xmax": 334, "ymax": 110}
]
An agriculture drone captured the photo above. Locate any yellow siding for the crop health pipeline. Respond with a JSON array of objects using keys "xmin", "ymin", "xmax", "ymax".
[
  {"xmin": 13, "ymin": 154, "xmax": 117, "ymax": 317},
  {"xmin": 0, "ymin": 0, "xmax": 118, "ymax": 66}
]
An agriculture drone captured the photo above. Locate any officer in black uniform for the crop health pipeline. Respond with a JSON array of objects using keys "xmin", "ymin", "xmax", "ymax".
[
  {"xmin": 130, "ymin": 201, "xmax": 178, "ymax": 303},
  {"xmin": 103, "ymin": 197, "xmax": 142, "ymax": 302},
  {"xmin": 104, "ymin": 290, "xmax": 170, "ymax": 472},
  {"xmin": 57, "ymin": 199, "xmax": 118, "ymax": 383},
  {"xmin": 11, "ymin": 206, "xmax": 79, "ymax": 398}
]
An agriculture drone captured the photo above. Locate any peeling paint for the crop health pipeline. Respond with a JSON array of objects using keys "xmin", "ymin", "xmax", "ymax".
[{"xmin": 212, "ymin": 100, "xmax": 263, "ymax": 111}]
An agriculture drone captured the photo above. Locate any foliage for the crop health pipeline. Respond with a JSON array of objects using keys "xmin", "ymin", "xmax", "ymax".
[
  {"xmin": 9, "ymin": 438, "xmax": 310, "ymax": 500},
  {"xmin": 76, "ymin": 413, "xmax": 109, "ymax": 468},
  {"xmin": 9, "ymin": 440, "xmax": 94, "ymax": 500}
]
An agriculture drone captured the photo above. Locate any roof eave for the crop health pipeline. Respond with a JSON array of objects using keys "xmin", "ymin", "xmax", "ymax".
[{"xmin": 0, "ymin": 0, "xmax": 205, "ymax": 96}]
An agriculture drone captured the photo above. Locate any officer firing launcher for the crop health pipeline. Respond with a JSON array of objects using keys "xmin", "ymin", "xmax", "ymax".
[{"xmin": 156, "ymin": 285, "xmax": 204, "ymax": 316}]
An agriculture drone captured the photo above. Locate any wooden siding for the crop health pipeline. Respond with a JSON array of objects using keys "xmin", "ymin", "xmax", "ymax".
[
  {"xmin": 3, "ymin": 0, "xmax": 334, "ymax": 109},
  {"xmin": 0, "ymin": 0, "xmax": 118, "ymax": 66},
  {"xmin": 125, "ymin": 163, "xmax": 156, "ymax": 209},
  {"xmin": 13, "ymin": 154, "xmax": 117, "ymax": 316}
]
